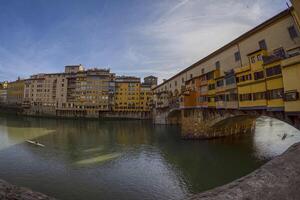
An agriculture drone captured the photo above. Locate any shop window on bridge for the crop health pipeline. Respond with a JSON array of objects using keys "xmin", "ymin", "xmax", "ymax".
[
  {"xmin": 267, "ymin": 88, "xmax": 284, "ymax": 99},
  {"xmin": 215, "ymin": 94, "xmax": 225, "ymax": 102},
  {"xmin": 257, "ymin": 54, "xmax": 263, "ymax": 61},
  {"xmin": 225, "ymin": 76, "xmax": 235, "ymax": 85},
  {"xmin": 288, "ymin": 26, "xmax": 298, "ymax": 40},
  {"xmin": 253, "ymin": 92, "xmax": 266, "ymax": 100},
  {"xmin": 284, "ymin": 90, "xmax": 299, "ymax": 101},
  {"xmin": 239, "ymin": 93, "xmax": 252, "ymax": 101},
  {"xmin": 254, "ymin": 71, "xmax": 264, "ymax": 80},
  {"xmin": 259, "ymin": 39, "xmax": 267, "ymax": 50},
  {"xmin": 237, "ymin": 74, "xmax": 251, "ymax": 83},
  {"xmin": 206, "ymin": 71, "xmax": 214, "ymax": 80},
  {"xmin": 266, "ymin": 65, "xmax": 282, "ymax": 77},
  {"xmin": 251, "ymin": 56, "xmax": 256, "ymax": 63},
  {"xmin": 216, "ymin": 79, "xmax": 224, "ymax": 87},
  {"xmin": 198, "ymin": 96, "xmax": 207, "ymax": 103},
  {"xmin": 207, "ymin": 97, "xmax": 214, "ymax": 102},
  {"xmin": 215, "ymin": 61, "xmax": 220, "ymax": 70},
  {"xmin": 208, "ymin": 84, "xmax": 215, "ymax": 90},
  {"xmin": 273, "ymin": 47, "xmax": 286, "ymax": 59},
  {"xmin": 200, "ymin": 85, "xmax": 207, "ymax": 93},
  {"xmin": 234, "ymin": 51, "xmax": 240, "ymax": 62},
  {"xmin": 227, "ymin": 93, "xmax": 238, "ymax": 101}
]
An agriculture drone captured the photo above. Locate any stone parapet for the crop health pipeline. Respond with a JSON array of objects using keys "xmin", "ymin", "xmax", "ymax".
[{"xmin": 0, "ymin": 179, "xmax": 56, "ymax": 200}]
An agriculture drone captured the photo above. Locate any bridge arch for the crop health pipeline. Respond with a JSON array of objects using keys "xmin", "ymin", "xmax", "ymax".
[{"xmin": 154, "ymin": 107, "xmax": 300, "ymax": 139}]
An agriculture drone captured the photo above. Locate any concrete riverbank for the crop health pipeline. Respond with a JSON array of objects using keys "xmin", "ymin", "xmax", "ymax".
[{"xmin": 189, "ymin": 142, "xmax": 300, "ymax": 200}]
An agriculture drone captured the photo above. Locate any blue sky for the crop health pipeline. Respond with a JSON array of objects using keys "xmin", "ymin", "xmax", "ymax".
[{"xmin": 0, "ymin": 0, "xmax": 289, "ymax": 82}]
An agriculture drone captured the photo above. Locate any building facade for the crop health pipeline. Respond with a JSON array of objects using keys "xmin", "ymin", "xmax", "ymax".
[
  {"xmin": 16, "ymin": 66, "xmax": 156, "ymax": 118},
  {"xmin": 153, "ymin": 7, "xmax": 300, "ymax": 123},
  {"xmin": 0, "ymin": 81, "xmax": 8, "ymax": 104},
  {"xmin": 7, "ymin": 79, "xmax": 25, "ymax": 105}
]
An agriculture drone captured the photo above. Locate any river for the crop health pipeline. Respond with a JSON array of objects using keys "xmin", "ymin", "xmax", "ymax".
[{"xmin": 0, "ymin": 114, "xmax": 299, "ymax": 200}]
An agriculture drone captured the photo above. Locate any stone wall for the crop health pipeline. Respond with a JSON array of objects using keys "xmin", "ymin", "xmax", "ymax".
[
  {"xmin": 189, "ymin": 142, "xmax": 300, "ymax": 200},
  {"xmin": 181, "ymin": 109, "xmax": 256, "ymax": 139},
  {"xmin": 0, "ymin": 179, "xmax": 56, "ymax": 200}
]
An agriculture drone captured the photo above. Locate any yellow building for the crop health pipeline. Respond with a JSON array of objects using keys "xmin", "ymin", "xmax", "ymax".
[
  {"xmin": 264, "ymin": 55, "xmax": 285, "ymax": 111},
  {"xmin": 115, "ymin": 76, "xmax": 141, "ymax": 112},
  {"xmin": 282, "ymin": 53, "xmax": 300, "ymax": 113},
  {"xmin": 7, "ymin": 79, "xmax": 25, "ymax": 105},
  {"xmin": 140, "ymin": 84, "xmax": 153, "ymax": 112},
  {"xmin": 72, "ymin": 68, "xmax": 115, "ymax": 117},
  {"xmin": 236, "ymin": 50, "xmax": 268, "ymax": 110},
  {"xmin": 207, "ymin": 70, "xmax": 218, "ymax": 108}
]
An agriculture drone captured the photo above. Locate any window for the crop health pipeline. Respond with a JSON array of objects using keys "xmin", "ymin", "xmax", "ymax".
[
  {"xmin": 201, "ymin": 68, "xmax": 205, "ymax": 74},
  {"xmin": 259, "ymin": 39, "xmax": 267, "ymax": 50},
  {"xmin": 234, "ymin": 51, "xmax": 241, "ymax": 61},
  {"xmin": 182, "ymin": 77, "xmax": 184, "ymax": 83},
  {"xmin": 208, "ymin": 84, "xmax": 215, "ymax": 90},
  {"xmin": 215, "ymin": 94, "xmax": 225, "ymax": 102},
  {"xmin": 288, "ymin": 26, "xmax": 298, "ymax": 40},
  {"xmin": 239, "ymin": 93, "xmax": 252, "ymax": 101},
  {"xmin": 266, "ymin": 65, "xmax": 281, "ymax": 77},
  {"xmin": 273, "ymin": 47, "xmax": 286, "ymax": 58},
  {"xmin": 251, "ymin": 56, "xmax": 255, "ymax": 63},
  {"xmin": 268, "ymin": 88, "xmax": 283, "ymax": 100},
  {"xmin": 198, "ymin": 96, "xmax": 207, "ymax": 102},
  {"xmin": 257, "ymin": 54, "xmax": 262, "ymax": 61},
  {"xmin": 216, "ymin": 79, "xmax": 224, "ymax": 87},
  {"xmin": 207, "ymin": 96, "xmax": 214, "ymax": 102},
  {"xmin": 253, "ymin": 92, "xmax": 266, "ymax": 100},
  {"xmin": 227, "ymin": 93, "xmax": 238, "ymax": 101},
  {"xmin": 175, "ymin": 81, "xmax": 177, "ymax": 86},
  {"xmin": 206, "ymin": 71, "xmax": 214, "ymax": 80},
  {"xmin": 254, "ymin": 71, "xmax": 264, "ymax": 80},
  {"xmin": 225, "ymin": 76, "xmax": 236, "ymax": 85},
  {"xmin": 200, "ymin": 86, "xmax": 207, "ymax": 93},
  {"xmin": 284, "ymin": 90, "xmax": 299, "ymax": 101},
  {"xmin": 190, "ymin": 74, "xmax": 193, "ymax": 79},
  {"xmin": 215, "ymin": 61, "xmax": 220, "ymax": 70}
]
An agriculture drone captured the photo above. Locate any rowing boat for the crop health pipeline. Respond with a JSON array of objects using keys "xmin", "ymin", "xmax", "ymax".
[{"xmin": 26, "ymin": 140, "xmax": 45, "ymax": 147}]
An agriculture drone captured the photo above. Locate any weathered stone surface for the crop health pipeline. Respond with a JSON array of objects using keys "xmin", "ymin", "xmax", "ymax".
[
  {"xmin": 0, "ymin": 179, "xmax": 56, "ymax": 200},
  {"xmin": 189, "ymin": 142, "xmax": 300, "ymax": 200}
]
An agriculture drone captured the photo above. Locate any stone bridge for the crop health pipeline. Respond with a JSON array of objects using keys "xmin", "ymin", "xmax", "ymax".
[{"xmin": 153, "ymin": 107, "xmax": 300, "ymax": 139}]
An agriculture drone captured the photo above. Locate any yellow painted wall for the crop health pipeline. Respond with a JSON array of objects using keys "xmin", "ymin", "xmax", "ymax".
[{"xmin": 282, "ymin": 56, "xmax": 300, "ymax": 112}]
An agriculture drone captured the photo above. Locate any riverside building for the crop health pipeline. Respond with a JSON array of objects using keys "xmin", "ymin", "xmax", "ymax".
[
  {"xmin": 7, "ymin": 78, "xmax": 25, "ymax": 105},
  {"xmin": 3, "ymin": 65, "xmax": 156, "ymax": 119}
]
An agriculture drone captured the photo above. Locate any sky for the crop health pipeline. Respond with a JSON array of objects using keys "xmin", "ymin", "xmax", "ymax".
[{"xmin": 0, "ymin": 0, "xmax": 290, "ymax": 82}]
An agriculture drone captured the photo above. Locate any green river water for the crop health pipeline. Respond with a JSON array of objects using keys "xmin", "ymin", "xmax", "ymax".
[{"xmin": 0, "ymin": 114, "xmax": 299, "ymax": 200}]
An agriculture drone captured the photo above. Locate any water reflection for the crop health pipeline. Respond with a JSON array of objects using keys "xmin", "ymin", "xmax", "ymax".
[
  {"xmin": 0, "ymin": 114, "xmax": 299, "ymax": 200},
  {"xmin": 75, "ymin": 153, "xmax": 122, "ymax": 166},
  {"xmin": 0, "ymin": 116, "xmax": 54, "ymax": 151}
]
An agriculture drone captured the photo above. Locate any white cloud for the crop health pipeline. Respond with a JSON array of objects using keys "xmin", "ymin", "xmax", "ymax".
[{"xmin": 127, "ymin": 0, "xmax": 286, "ymax": 83}]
